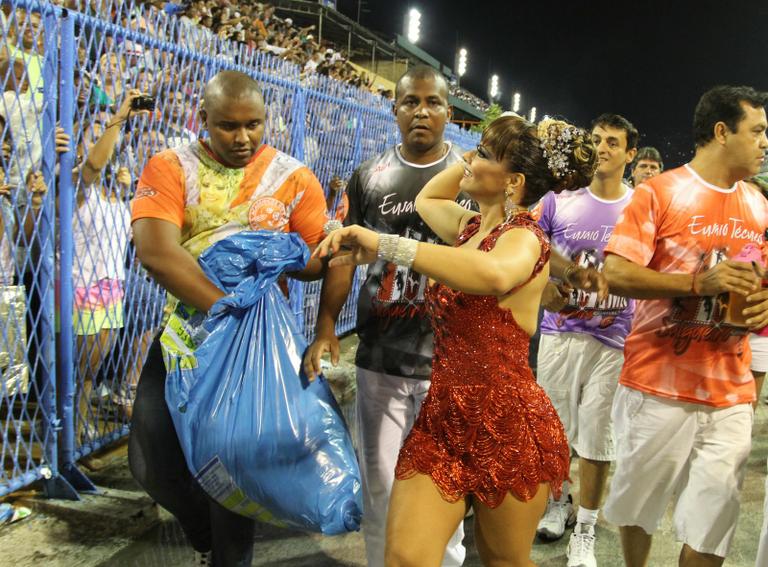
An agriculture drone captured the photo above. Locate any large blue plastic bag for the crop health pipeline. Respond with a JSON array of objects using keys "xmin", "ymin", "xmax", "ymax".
[{"xmin": 162, "ymin": 231, "xmax": 362, "ymax": 534}]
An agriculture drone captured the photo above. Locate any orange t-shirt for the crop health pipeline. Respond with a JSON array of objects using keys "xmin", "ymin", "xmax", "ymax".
[
  {"xmin": 605, "ymin": 164, "xmax": 768, "ymax": 407},
  {"xmin": 131, "ymin": 142, "xmax": 327, "ymax": 259}
]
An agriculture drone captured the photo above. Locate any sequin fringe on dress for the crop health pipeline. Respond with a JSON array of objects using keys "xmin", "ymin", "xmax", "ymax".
[{"xmin": 394, "ymin": 214, "xmax": 570, "ymax": 507}]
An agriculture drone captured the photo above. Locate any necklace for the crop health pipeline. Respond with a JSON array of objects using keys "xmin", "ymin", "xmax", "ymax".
[{"xmin": 397, "ymin": 142, "xmax": 450, "ymax": 165}]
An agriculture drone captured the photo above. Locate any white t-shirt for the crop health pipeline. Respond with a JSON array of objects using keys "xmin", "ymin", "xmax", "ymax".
[
  {"xmin": 72, "ymin": 188, "xmax": 131, "ymax": 289},
  {"xmin": 304, "ymin": 58, "xmax": 320, "ymax": 73}
]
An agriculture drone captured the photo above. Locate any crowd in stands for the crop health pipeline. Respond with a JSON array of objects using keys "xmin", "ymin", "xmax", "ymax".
[
  {"xmin": 449, "ymin": 83, "xmax": 490, "ymax": 112},
  {"xmin": 73, "ymin": 0, "xmax": 484, "ymax": 106},
  {"xmin": 149, "ymin": 0, "xmax": 380, "ymax": 91}
]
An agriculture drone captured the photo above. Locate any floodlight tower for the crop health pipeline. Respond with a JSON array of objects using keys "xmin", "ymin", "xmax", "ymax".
[
  {"xmin": 489, "ymin": 74, "xmax": 499, "ymax": 103},
  {"xmin": 406, "ymin": 8, "xmax": 421, "ymax": 43},
  {"xmin": 456, "ymin": 48, "xmax": 467, "ymax": 87}
]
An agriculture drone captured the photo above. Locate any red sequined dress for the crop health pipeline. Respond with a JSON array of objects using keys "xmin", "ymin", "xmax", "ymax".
[{"xmin": 394, "ymin": 213, "xmax": 570, "ymax": 507}]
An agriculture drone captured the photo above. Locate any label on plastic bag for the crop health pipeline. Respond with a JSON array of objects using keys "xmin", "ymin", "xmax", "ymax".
[
  {"xmin": 161, "ymin": 306, "xmax": 210, "ymax": 372},
  {"xmin": 195, "ymin": 456, "xmax": 288, "ymax": 527}
]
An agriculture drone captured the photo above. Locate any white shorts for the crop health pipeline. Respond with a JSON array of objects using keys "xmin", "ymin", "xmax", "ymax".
[
  {"xmin": 537, "ymin": 332, "xmax": 622, "ymax": 460},
  {"xmin": 603, "ymin": 385, "xmax": 753, "ymax": 558},
  {"xmin": 749, "ymin": 334, "xmax": 768, "ymax": 373}
]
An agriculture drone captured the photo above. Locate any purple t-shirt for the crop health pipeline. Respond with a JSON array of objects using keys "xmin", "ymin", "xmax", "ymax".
[{"xmin": 534, "ymin": 186, "xmax": 635, "ymax": 350}]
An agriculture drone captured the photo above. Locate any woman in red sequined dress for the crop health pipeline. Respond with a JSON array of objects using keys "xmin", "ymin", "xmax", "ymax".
[{"xmin": 314, "ymin": 116, "xmax": 597, "ymax": 566}]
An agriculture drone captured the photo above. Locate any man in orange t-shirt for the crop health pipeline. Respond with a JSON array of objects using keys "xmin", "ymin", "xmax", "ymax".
[
  {"xmin": 603, "ymin": 86, "xmax": 768, "ymax": 566},
  {"xmin": 128, "ymin": 70, "xmax": 327, "ymax": 566}
]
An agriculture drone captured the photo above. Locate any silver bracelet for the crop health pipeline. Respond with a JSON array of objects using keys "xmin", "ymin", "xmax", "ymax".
[
  {"xmin": 377, "ymin": 233, "xmax": 399, "ymax": 261},
  {"xmin": 323, "ymin": 219, "xmax": 343, "ymax": 235},
  {"xmin": 394, "ymin": 237, "xmax": 418, "ymax": 268},
  {"xmin": 377, "ymin": 234, "xmax": 419, "ymax": 268}
]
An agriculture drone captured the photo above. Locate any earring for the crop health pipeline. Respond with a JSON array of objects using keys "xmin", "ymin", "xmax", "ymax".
[{"xmin": 504, "ymin": 189, "xmax": 516, "ymax": 221}]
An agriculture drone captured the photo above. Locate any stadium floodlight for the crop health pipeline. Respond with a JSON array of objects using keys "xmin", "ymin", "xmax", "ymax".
[
  {"xmin": 530, "ymin": 106, "xmax": 537, "ymax": 123},
  {"xmin": 457, "ymin": 48, "xmax": 468, "ymax": 77},
  {"xmin": 512, "ymin": 92, "xmax": 521, "ymax": 113},
  {"xmin": 406, "ymin": 8, "xmax": 421, "ymax": 43},
  {"xmin": 489, "ymin": 74, "xmax": 499, "ymax": 100}
]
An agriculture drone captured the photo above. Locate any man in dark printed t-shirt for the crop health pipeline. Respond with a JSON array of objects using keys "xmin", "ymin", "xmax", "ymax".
[{"xmin": 304, "ymin": 66, "xmax": 472, "ymax": 567}]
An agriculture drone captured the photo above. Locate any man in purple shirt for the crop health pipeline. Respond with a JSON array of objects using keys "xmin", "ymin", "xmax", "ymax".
[{"xmin": 532, "ymin": 114, "xmax": 638, "ymax": 567}]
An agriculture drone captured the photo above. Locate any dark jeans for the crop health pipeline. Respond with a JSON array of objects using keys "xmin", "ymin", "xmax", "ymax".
[{"xmin": 128, "ymin": 337, "xmax": 256, "ymax": 566}]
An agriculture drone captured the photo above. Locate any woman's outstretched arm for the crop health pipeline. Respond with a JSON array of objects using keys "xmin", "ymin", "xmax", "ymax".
[{"xmin": 314, "ymin": 224, "xmax": 543, "ymax": 296}]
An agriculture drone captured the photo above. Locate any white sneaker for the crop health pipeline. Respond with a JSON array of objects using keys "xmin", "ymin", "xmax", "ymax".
[
  {"xmin": 193, "ymin": 550, "xmax": 212, "ymax": 566},
  {"xmin": 536, "ymin": 494, "xmax": 576, "ymax": 541},
  {"xmin": 567, "ymin": 523, "xmax": 597, "ymax": 567}
]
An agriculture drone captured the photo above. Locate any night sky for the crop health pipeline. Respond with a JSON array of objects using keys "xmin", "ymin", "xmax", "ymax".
[{"xmin": 336, "ymin": 0, "xmax": 768, "ymax": 167}]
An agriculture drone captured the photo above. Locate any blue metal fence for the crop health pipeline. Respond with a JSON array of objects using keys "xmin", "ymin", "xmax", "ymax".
[{"xmin": 0, "ymin": 0, "xmax": 480, "ymax": 499}]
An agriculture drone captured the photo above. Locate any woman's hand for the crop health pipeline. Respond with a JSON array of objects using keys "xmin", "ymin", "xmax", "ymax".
[
  {"xmin": 116, "ymin": 166, "xmax": 132, "ymax": 188},
  {"xmin": 114, "ymin": 89, "xmax": 150, "ymax": 124},
  {"xmin": 26, "ymin": 171, "xmax": 47, "ymax": 209},
  {"xmin": 55, "ymin": 126, "xmax": 71, "ymax": 154},
  {"xmin": 312, "ymin": 225, "xmax": 379, "ymax": 267}
]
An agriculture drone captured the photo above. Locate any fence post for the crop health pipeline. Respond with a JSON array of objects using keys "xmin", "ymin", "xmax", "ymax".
[
  {"xmin": 290, "ymin": 86, "xmax": 306, "ymax": 162},
  {"xmin": 350, "ymin": 106, "xmax": 364, "ymax": 169},
  {"xmin": 36, "ymin": 5, "xmax": 70, "ymax": 499},
  {"xmin": 288, "ymin": 86, "xmax": 307, "ymax": 330},
  {"xmin": 44, "ymin": 8, "xmax": 96, "ymax": 499}
]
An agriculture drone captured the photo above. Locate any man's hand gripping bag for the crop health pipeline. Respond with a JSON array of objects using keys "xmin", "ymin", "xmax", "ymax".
[{"xmin": 162, "ymin": 231, "xmax": 362, "ymax": 534}]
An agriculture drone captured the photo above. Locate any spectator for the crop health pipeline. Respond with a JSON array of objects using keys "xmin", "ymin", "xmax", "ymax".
[
  {"xmin": 136, "ymin": 123, "xmax": 166, "ymax": 171},
  {"xmin": 67, "ymin": 90, "xmax": 149, "ymax": 446},
  {"xmin": 4, "ymin": 9, "xmax": 43, "ymax": 99},
  {"xmin": 0, "ymin": 57, "xmax": 42, "ymax": 190},
  {"xmin": 0, "ymin": 158, "xmax": 50, "ymax": 285},
  {"xmin": 303, "ymin": 50, "xmax": 322, "ymax": 74},
  {"xmin": 95, "ymin": 52, "xmax": 127, "ymax": 104},
  {"xmin": 165, "ymin": 90, "xmax": 197, "ymax": 149},
  {"xmin": 0, "ymin": 166, "xmax": 47, "ymax": 399}
]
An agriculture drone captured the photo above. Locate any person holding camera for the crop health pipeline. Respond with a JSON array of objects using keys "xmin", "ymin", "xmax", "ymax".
[
  {"xmin": 129, "ymin": 70, "xmax": 328, "ymax": 567},
  {"xmin": 67, "ymin": 89, "xmax": 150, "ymax": 448}
]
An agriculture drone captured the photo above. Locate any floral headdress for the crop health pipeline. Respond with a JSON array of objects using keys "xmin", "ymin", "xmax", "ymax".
[{"xmin": 539, "ymin": 123, "xmax": 580, "ymax": 179}]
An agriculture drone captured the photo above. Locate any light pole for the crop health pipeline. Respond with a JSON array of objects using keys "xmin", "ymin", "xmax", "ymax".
[
  {"xmin": 406, "ymin": 8, "xmax": 421, "ymax": 43},
  {"xmin": 530, "ymin": 106, "xmax": 537, "ymax": 123},
  {"xmin": 489, "ymin": 74, "xmax": 499, "ymax": 104},
  {"xmin": 456, "ymin": 48, "xmax": 467, "ymax": 87},
  {"xmin": 512, "ymin": 92, "xmax": 521, "ymax": 113}
]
